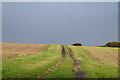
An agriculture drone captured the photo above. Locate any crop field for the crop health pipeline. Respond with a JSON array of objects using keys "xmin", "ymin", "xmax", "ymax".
[
  {"xmin": 2, "ymin": 43, "xmax": 119, "ymax": 78},
  {"xmin": 2, "ymin": 43, "xmax": 49, "ymax": 59}
]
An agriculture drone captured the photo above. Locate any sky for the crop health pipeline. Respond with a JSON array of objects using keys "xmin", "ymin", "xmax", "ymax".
[
  {"xmin": 2, "ymin": 2, "xmax": 118, "ymax": 46},
  {"xmin": 0, "ymin": 2, "xmax": 2, "ymax": 43},
  {"xmin": 1, "ymin": 0, "xmax": 120, "ymax": 2},
  {"xmin": 118, "ymin": 1, "xmax": 120, "ymax": 42}
]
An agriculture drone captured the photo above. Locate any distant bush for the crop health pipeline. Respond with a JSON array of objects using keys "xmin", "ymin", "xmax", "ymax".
[
  {"xmin": 95, "ymin": 45, "xmax": 106, "ymax": 47},
  {"xmin": 72, "ymin": 43, "xmax": 82, "ymax": 46},
  {"xmin": 105, "ymin": 41, "xmax": 120, "ymax": 47}
]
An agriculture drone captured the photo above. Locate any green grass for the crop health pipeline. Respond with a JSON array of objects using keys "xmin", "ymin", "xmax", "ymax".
[
  {"xmin": 2, "ymin": 44, "xmax": 118, "ymax": 78},
  {"xmin": 0, "ymin": 50, "xmax": 2, "ymax": 79},
  {"xmin": 45, "ymin": 45, "xmax": 74, "ymax": 78},
  {"xmin": 68, "ymin": 46, "xmax": 118, "ymax": 78},
  {"xmin": 99, "ymin": 47, "xmax": 119, "ymax": 50},
  {"xmin": 45, "ymin": 57, "xmax": 74, "ymax": 78},
  {"xmin": 2, "ymin": 45, "xmax": 62, "ymax": 78}
]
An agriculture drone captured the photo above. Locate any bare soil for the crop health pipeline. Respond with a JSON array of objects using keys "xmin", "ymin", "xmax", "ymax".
[
  {"xmin": 2, "ymin": 43, "xmax": 49, "ymax": 59},
  {"xmin": 80, "ymin": 46, "xmax": 118, "ymax": 67}
]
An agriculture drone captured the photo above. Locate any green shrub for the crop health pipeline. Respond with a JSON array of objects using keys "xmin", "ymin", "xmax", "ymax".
[
  {"xmin": 105, "ymin": 41, "xmax": 120, "ymax": 47},
  {"xmin": 72, "ymin": 43, "xmax": 82, "ymax": 46}
]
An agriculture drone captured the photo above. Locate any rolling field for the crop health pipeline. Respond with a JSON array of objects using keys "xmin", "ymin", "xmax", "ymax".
[{"xmin": 2, "ymin": 43, "xmax": 119, "ymax": 78}]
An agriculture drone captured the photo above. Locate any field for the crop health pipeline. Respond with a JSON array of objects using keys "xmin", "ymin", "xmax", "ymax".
[
  {"xmin": 2, "ymin": 43, "xmax": 49, "ymax": 59},
  {"xmin": 2, "ymin": 43, "xmax": 119, "ymax": 78}
]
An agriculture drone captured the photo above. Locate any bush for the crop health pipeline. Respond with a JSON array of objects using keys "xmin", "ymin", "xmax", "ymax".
[
  {"xmin": 105, "ymin": 41, "xmax": 120, "ymax": 47},
  {"xmin": 72, "ymin": 43, "xmax": 82, "ymax": 46}
]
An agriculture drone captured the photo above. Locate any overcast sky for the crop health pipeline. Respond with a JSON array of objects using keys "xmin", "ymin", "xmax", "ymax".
[{"xmin": 2, "ymin": 2, "xmax": 118, "ymax": 46}]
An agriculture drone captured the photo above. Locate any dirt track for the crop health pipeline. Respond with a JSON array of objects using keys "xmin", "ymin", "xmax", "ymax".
[
  {"xmin": 68, "ymin": 48, "xmax": 85, "ymax": 78},
  {"xmin": 38, "ymin": 45, "xmax": 85, "ymax": 78},
  {"xmin": 61, "ymin": 45, "xmax": 66, "ymax": 57}
]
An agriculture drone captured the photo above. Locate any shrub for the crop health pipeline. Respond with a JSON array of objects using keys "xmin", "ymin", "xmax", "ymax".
[
  {"xmin": 105, "ymin": 41, "xmax": 120, "ymax": 47},
  {"xmin": 72, "ymin": 43, "xmax": 82, "ymax": 46}
]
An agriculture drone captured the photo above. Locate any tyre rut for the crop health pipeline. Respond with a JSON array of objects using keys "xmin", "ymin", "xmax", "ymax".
[
  {"xmin": 37, "ymin": 45, "xmax": 66, "ymax": 78},
  {"xmin": 68, "ymin": 48, "xmax": 85, "ymax": 78}
]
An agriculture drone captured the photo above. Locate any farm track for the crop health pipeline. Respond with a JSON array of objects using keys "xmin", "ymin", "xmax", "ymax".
[
  {"xmin": 39, "ymin": 46, "xmax": 85, "ymax": 78},
  {"xmin": 68, "ymin": 48, "xmax": 85, "ymax": 78},
  {"xmin": 39, "ymin": 45, "xmax": 85, "ymax": 78},
  {"xmin": 38, "ymin": 45, "xmax": 66, "ymax": 78},
  {"xmin": 61, "ymin": 45, "xmax": 66, "ymax": 57}
]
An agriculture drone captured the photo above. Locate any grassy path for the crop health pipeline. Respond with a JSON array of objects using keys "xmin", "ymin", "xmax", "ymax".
[
  {"xmin": 45, "ymin": 45, "xmax": 74, "ymax": 78},
  {"xmin": 45, "ymin": 45, "xmax": 85, "ymax": 78}
]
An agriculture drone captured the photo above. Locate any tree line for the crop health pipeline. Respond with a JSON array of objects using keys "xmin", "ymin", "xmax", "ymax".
[{"xmin": 72, "ymin": 41, "xmax": 120, "ymax": 47}]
